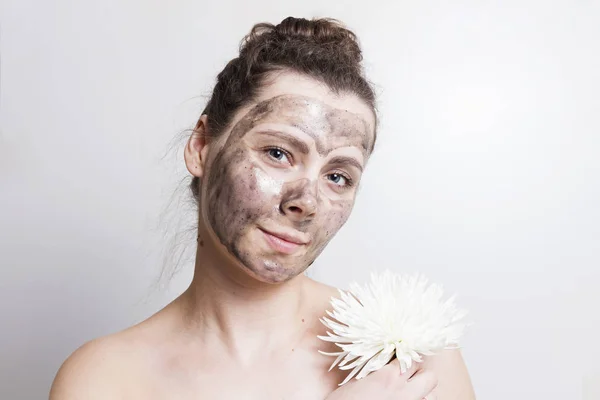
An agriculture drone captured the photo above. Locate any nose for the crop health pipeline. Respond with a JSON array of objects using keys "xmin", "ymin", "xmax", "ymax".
[{"xmin": 280, "ymin": 178, "xmax": 318, "ymax": 221}]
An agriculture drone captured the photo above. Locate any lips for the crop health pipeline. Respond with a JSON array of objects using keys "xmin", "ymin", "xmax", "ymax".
[{"xmin": 259, "ymin": 227, "xmax": 309, "ymax": 254}]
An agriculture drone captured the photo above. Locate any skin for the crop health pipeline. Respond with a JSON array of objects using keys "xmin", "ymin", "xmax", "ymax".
[{"xmin": 49, "ymin": 71, "xmax": 475, "ymax": 400}]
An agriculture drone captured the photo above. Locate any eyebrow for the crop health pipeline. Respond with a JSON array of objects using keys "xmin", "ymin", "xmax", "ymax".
[
  {"xmin": 255, "ymin": 130, "xmax": 310, "ymax": 154},
  {"xmin": 328, "ymin": 156, "xmax": 364, "ymax": 172}
]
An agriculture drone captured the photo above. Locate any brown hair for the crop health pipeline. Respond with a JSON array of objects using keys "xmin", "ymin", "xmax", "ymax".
[{"xmin": 191, "ymin": 16, "xmax": 377, "ymax": 200}]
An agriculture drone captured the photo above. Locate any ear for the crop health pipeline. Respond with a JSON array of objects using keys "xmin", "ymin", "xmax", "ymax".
[{"xmin": 184, "ymin": 115, "xmax": 211, "ymax": 178}]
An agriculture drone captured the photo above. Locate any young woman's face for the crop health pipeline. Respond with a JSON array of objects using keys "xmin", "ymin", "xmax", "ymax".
[{"xmin": 201, "ymin": 72, "xmax": 376, "ymax": 283}]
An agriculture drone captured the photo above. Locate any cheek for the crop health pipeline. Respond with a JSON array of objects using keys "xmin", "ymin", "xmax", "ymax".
[
  {"xmin": 205, "ymin": 149, "xmax": 279, "ymax": 241},
  {"xmin": 313, "ymin": 199, "xmax": 354, "ymax": 243}
]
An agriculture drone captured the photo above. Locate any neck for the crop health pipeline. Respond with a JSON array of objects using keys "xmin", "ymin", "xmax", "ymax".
[{"xmin": 178, "ymin": 227, "xmax": 311, "ymax": 363}]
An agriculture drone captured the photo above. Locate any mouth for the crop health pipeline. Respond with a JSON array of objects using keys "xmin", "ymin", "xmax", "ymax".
[{"xmin": 259, "ymin": 227, "xmax": 309, "ymax": 255}]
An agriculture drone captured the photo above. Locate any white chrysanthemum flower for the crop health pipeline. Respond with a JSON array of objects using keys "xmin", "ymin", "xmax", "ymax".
[{"xmin": 318, "ymin": 270, "xmax": 468, "ymax": 386}]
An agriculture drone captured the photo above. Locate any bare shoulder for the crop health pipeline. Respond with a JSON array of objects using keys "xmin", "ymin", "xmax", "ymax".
[
  {"xmin": 424, "ymin": 348, "xmax": 476, "ymax": 400},
  {"xmin": 49, "ymin": 307, "xmax": 172, "ymax": 400},
  {"xmin": 49, "ymin": 332, "xmax": 137, "ymax": 399}
]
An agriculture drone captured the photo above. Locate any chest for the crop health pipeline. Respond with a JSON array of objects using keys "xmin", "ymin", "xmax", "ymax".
[{"xmin": 133, "ymin": 346, "xmax": 344, "ymax": 400}]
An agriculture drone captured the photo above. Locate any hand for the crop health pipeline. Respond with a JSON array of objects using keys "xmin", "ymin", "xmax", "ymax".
[{"xmin": 325, "ymin": 359, "xmax": 438, "ymax": 400}]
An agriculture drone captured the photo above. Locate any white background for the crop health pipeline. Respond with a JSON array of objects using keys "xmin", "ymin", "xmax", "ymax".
[{"xmin": 1, "ymin": 1, "xmax": 599, "ymax": 399}]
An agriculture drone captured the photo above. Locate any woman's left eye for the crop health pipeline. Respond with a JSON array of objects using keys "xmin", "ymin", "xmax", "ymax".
[{"xmin": 327, "ymin": 173, "xmax": 352, "ymax": 187}]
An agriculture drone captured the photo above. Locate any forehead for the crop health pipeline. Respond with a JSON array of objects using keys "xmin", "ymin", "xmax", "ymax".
[
  {"xmin": 240, "ymin": 95, "xmax": 372, "ymax": 153},
  {"xmin": 222, "ymin": 72, "xmax": 376, "ymax": 152},
  {"xmin": 258, "ymin": 71, "xmax": 376, "ymax": 130}
]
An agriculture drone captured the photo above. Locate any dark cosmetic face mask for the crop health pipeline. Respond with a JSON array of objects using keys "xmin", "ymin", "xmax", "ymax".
[{"xmin": 203, "ymin": 94, "xmax": 373, "ymax": 282}]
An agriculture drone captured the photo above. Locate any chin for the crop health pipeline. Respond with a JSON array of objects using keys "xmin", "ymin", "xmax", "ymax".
[{"xmin": 238, "ymin": 255, "xmax": 306, "ymax": 284}]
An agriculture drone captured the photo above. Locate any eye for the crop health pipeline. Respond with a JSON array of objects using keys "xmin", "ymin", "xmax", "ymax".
[
  {"xmin": 263, "ymin": 146, "xmax": 292, "ymax": 165},
  {"xmin": 268, "ymin": 148, "xmax": 286, "ymax": 161},
  {"xmin": 327, "ymin": 172, "xmax": 353, "ymax": 188}
]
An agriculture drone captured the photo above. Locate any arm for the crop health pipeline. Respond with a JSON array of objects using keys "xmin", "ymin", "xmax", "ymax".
[{"xmin": 425, "ymin": 349, "xmax": 476, "ymax": 400}]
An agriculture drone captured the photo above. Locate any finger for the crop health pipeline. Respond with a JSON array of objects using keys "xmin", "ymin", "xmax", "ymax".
[
  {"xmin": 403, "ymin": 370, "xmax": 437, "ymax": 400},
  {"xmin": 383, "ymin": 358, "xmax": 420, "ymax": 380},
  {"xmin": 369, "ymin": 358, "xmax": 421, "ymax": 389},
  {"xmin": 423, "ymin": 392, "xmax": 437, "ymax": 400}
]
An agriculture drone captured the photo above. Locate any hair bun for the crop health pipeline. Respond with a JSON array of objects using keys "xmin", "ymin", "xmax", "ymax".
[
  {"xmin": 247, "ymin": 17, "xmax": 363, "ymax": 64},
  {"xmin": 279, "ymin": 17, "xmax": 362, "ymax": 62},
  {"xmin": 276, "ymin": 17, "xmax": 352, "ymax": 40}
]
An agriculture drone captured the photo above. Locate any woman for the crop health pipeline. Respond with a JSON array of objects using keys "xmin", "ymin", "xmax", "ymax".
[{"xmin": 50, "ymin": 17, "xmax": 475, "ymax": 399}]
